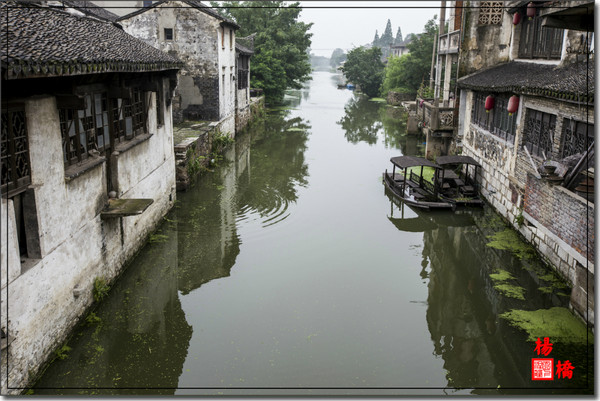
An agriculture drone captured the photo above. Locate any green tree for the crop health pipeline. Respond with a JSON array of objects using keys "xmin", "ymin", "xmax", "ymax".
[
  {"xmin": 341, "ymin": 46, "xmax": 385, "ymax": 98},
  {"xmin": 394, "ymin": 27, "xmax": 403, "ymax": 45},
  {"xmin": 372, "ymin": 30, "xmax": 380, "ymax": 47},
  {"xmin": 381, "ymin": 17, "xmax": 437, "ymax": 95},
  {"xmin": 214, "ymin": 1, "xmax": 313, "ymax": 104},
  {"xmin": 330, "ymin": 48, "xmax": 347, "ymax": 68},
  {"xmin": 380, "ymin": 19, "xmax": 394, "ymax": 49}
]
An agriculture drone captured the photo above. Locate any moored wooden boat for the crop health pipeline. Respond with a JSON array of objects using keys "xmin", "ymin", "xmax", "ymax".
[
  {"xmin": 436, "ymin": 155, "xmax": 484, "ymax": 207},
  {"xmin": 383, "ymin": 156, "xmax": 454, "ymax": 211}
]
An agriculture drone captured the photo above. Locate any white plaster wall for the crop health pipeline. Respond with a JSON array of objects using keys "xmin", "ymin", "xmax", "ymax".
[
  {"xmin": 1, "ymin": 199, "xmax": 20, "ymax": 291},
  {"xmin": 1, "ymin": 77, "xmax": 176, "ymax": 394},
  {"xmin": 218, "ymin": 26, "xmax": 237, "ymax": 127}
]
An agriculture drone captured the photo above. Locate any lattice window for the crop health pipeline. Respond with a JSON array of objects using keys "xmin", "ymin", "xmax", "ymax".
[
  {"xmin": 113, "ymin": 88, "xmax": 146, "ymax": 143},
  {"xmin": 478, "ymin": 1, "xmax": 503, "ymax": 25},
  {"xmin": 1, "ymin": 107, "xmax": 31, "ymax": 196},
  {"xmin": 523, "ymin": 109, "xmax": 556, "ymax": 158},
  {"xmin": 59, "ymin": 93, "xmax": 109, "ymax": 166},
  {"xmin": 561, "ymin": 119, "xmax": 593, "ymax": 158},
  {"xmin": 471, "ymin": 92, "xmax": 517, "ymax": 143},
  {"xmin": 471, "ymin": 92, "xmax": 490, "ymax": 130}
]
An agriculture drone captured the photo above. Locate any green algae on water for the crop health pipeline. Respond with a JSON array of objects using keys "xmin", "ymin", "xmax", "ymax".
[
  {"xmin": 500, "ymin": 307, "xmax": 592, "ymax": 344},
  {"xmin": 486, "ymin": 228, "xmax": 535, "ymax": 260},
  {"xmin": 494, "ymin": 283, "xmax": 526, "ymax": 300},
  {"xmin": 489, "ymin": 269, "xmax": 514, "ymax": 282}
]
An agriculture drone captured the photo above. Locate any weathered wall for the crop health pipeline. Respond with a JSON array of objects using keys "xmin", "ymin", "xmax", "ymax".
[
  {"xmin": 524, "ymin": 174, "xmax": 594, "ymax": 264},
  {"xmin": 91, "ymin": 0, "xmax": 143, "ymax": 16},
  {"xmin": 460, "ymin": 88, "xmax": 595, "ymax": 325},
  {"xmin": 387, "ymin": 91, "xmax": 415, "ymax": 106},
  {"xmin": 459, "ymin": 2, "xmax": 512, "ymax": 76},
  {"xmin": 120, "ymin": 2, "xmax": 226, "ymax": 124},
  {"xmin": 235, "ymin": 85, "xmax": 251, "ymax": 132},
  {"xmin": 0, "ymin": 77, "xmax": 176, "ymax": 394}
]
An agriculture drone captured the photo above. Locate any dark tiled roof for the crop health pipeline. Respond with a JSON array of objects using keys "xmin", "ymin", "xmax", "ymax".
[
  {"xmin": 59, "ymin": 0, "xmax": 119, "ymax": 22},
  {"xmin": 235, "ymin": 43, "xmax": 253, "ymax": 55},
  {"xmin": 117, "ymin": 0, "xmax": 240, "ymax": 29},
  {"xmin": 236, "ymin": 34, "xmax": 254, "ymax": 55},
  {"xmin": 1, "ymin": 2, "xmax": 183, "ymax": 79},
  {"xmin": 458, "ymin": 61, "xmax": 594, "ymax": 104}
]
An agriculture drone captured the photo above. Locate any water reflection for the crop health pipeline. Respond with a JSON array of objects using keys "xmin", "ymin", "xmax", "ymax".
[
  {"xmin": 337, "ymin": 94, "xmax": 425, "ymax": 156},
  {"xmin": 33, "ymin": 71, "xmax": 591, "ymax": 396},
  {"xmin": 337, "ymin": 96, "xmax": 383, "ymax": 145},
  {"xmin": 34, "ymin": 107, "xmax": 312, "ymax": 395},
  {"xmin": 385, "ymin": 191, "xmax": 593, "ymax": 393},
  {"xmin": 34, "ymin": 225, "xmax": 192, "ymax": 395}
]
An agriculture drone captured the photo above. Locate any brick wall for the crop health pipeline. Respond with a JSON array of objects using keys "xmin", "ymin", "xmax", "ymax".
[{"xmin": 524, "ymin": 173, "xmax": 594, "ymax": 263}]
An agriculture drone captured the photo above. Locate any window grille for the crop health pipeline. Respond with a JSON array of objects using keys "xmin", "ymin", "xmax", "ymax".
[
  {"xmin": 519, "ymin": 13, "xmax": 563, "ymax": 59},
  {"xmin": 164, "ymin": 28, "xmax": 173, "ymax": 41},
  {"xmin": 471, "ymin": 92, "xmax": 517, "ymax": 143},
  {"xmin": 561, "ymin": 119, "xmax": 593, "ymax": 158},
  {"xmin": 478, "ymin": 1, "xmax": 503, "ymax": 25},
  {"xmin": 59, "ymin": 93, "xmax": 109, "ymax": 166},
  {"xmin": 60, "ymin": 88, "xmax": 148, "ymax": 166},
  {"xmin": 113, "ymin": 88, "xmax": 146, "ymax": 143},
  {"xmin": 523, "ymin": 108, "xmax": 556, "ymax": 158},
  {"xmin": 1, "ymin": 107, "xmax": 31, "ymax": 196}
]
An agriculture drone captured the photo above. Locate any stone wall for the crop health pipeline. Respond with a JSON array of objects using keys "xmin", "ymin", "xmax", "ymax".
[
  {"xmin": 458, "ymin": 1, "xmax": 512, "ymax": 77},
  {"xmin": 175, "ymin": 96, "xmax": 265, "ymax": 191},
  {"xmin": 387, "ymin": 91, "xmax": 415, "ymax": 106},
  {"xmin": 0, "ymin": 78, "xmax": 176, "ymax": 394},
  {"xmin": 120, "ymin": 1, "xmax": 230, "ymax": 124},
  {"xmin": 524, "ymin": 174, "xmax": 594, "ymax": 264},
  {"xmin": 460, "ymin": 88, "xmax": 595, "ymax": 325}
]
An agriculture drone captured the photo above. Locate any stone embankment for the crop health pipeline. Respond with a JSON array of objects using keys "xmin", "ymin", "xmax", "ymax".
[{"xmin": 174, "ymin": 96, "xmax": 265, "ymax": 190}]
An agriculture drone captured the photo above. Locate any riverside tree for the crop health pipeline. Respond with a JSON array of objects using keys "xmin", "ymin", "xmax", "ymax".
[
  {"xmin": 330, "ymin": 48, "xmax": 347, "ymax": 68},
  {"xmin": 214, "ymin": 1, "xmax": 313, "ymax": 104},
  {"xmin": 381, "ymin": 17, "xmax": 438, "ymax": 95},
  {"xmin": 341, "ymin": 46, "xmax": 385, "ymax": 98}
]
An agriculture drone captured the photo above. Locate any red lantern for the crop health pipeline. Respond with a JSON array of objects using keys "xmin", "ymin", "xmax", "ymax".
[
  {"xmin": 513, "ymin": 12, "xmax": 521, "ymax": 25},
  {"xmin": 527, "ymin": 2, "xmax": 536, "ymax": 19},
  {"xmin": 507, "ymin": 95, "xmax": 519, "ymax": 115},
  {"xmin": 485, "ymin": 95, "xmax": 495, "ymax": 113}
]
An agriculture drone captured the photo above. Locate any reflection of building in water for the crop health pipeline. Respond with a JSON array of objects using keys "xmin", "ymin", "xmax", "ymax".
[
  {"xmin": 34, "ymin": 226, "xmax": 193, "ymax": 393},
  {"xmin": 419, "ymin": 208, "xmax": 580, "ymax": 390},
  {"xmin": 386, "ymin": 192, "xmax": 579, "ymax": 390},
  {"xmin": 176, "ymin": 131, "xmax": 250, "ymax": 294}
]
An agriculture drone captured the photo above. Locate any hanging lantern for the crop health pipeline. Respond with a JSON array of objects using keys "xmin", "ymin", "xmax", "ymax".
[
  {"xmin": 526, "ymin": 2, "xmax": 536, "ymax": 19},
  {"xmin": 507, "ymin": 95, "xmax": 519, "ymax": 115},
  {"xmin": 485, "ymin": 95, "xmax": 495, "ymax": 113},
  {"xmin": 513, "ymin": 12, "xmax": 521, "ymax": 25}
]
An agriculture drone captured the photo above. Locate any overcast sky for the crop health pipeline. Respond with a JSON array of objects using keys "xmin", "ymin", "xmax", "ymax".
[{"xmin": 298, "ymin": 1, "xmax": 440, "ymax": 57}]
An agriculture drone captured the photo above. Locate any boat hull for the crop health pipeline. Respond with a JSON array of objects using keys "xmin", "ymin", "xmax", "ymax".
[{"xmin": 383, "ymin": 172, "xmax": 454, "ymax": 211}]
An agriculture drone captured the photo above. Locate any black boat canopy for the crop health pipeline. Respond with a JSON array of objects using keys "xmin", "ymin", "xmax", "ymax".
[
  {"xmin": 436, "ymin": 155, "xmax": 482, "ymax": 167},
  {"xmin": 390, "ymin": 156, "xmax": 442, "ymax": 169}
]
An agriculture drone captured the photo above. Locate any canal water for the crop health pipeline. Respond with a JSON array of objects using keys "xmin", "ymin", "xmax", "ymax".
[{"xmin": 34, "ymin": 72, "xmax": 592, "ymax": 396}]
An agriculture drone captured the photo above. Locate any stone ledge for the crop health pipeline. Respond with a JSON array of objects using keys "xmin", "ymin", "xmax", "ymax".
[
  {"xmin": 64, "ymin": 156, "xmax": 106, "ymax": 182},
  {"xmin": 114, "ymin": 133, "xmax": 153, "ymax": 154},
  {"xmin": 523, "ymin": 210, "xmax": 594, "ymax": 273}
]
